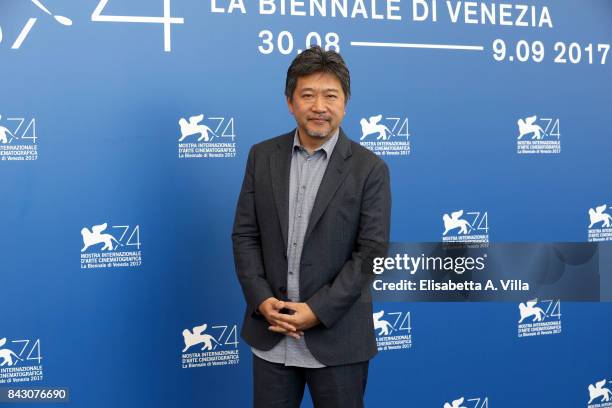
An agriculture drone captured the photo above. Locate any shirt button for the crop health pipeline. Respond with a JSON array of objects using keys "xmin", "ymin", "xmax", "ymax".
[
  {"xmin": 301, "ymin": 186, "xmax": 306, "ymax": 190},
  {"xmin": 289, "ymin": 271, "xmax": 294, "ymax": 275},
  {"xmin": 298, "ymin": 213, "xmax": 302, "ymax": 218},
  {"xmin": 292, "ymin": 242, "xmax": 297, "ymax": 247}
]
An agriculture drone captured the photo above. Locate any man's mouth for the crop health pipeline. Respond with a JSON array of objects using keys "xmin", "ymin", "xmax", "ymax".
[{"xmin": 309, "ymin": 118, "xmax": 329, "ymax": 124}]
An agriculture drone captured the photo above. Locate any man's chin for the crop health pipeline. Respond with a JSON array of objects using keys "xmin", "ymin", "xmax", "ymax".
[{"xmin": 305, "ymin": 128, "xmax": 331, "ymax": 139}]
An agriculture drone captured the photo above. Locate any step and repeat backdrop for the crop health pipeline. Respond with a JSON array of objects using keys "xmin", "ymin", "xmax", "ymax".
[{"xmin": 1, "ymin": 0, "xmax": 611, "ymax": 406}]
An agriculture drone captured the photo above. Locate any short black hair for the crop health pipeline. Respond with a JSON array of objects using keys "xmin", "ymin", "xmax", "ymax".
[{"xmin": 285, "ymin": 45, "xmax": 350, "ymax": 103}]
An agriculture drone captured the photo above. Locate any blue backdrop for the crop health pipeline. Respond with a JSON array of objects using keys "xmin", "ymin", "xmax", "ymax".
[{"xmin": 1, "ymin": 0, "xmax": 611, "ymax": 406}]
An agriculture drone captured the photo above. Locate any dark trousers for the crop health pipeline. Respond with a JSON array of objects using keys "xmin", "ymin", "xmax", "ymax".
[{"xmin": 253, "ymin": 353, "xmax": 369, "ymax": 408}]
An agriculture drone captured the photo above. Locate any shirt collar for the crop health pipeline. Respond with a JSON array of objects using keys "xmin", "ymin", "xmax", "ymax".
[{"xmin": 292, "ymin": 127, "xmax": 340, "ymax": 157}]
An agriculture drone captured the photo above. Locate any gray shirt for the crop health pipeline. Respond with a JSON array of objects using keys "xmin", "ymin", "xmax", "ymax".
[{"xmin": 251, "ymin": 127, "xmax": 339, "ymax": 367}]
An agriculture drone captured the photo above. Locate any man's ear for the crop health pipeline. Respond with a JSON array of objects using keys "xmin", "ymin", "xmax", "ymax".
[{"xmin": 286, "ymin": 96, "xmax": 295, "ymax": 115}]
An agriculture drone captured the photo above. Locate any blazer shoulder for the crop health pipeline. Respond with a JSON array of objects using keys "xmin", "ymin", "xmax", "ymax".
[{"xmin": 251, "ymin": 131, "xmax": 294, "ymax": 156}]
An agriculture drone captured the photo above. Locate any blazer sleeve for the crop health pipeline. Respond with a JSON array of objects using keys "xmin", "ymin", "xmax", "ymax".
[
  {"xmin": 231, "ymin": 146, "xmax": 274, "ymax": 314},
  {"xmin": 306, "ymin": 159, "xmax": 391, "ymax": 328}
]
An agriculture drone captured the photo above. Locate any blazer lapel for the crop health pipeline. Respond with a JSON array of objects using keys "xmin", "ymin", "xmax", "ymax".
[
  {"xmin": 269, "ymin": 132, "xmax": 294, "ymax": 254},
  {"xmin": 303, "ymin": 128, "xmax": 352, "ymax": 243}
]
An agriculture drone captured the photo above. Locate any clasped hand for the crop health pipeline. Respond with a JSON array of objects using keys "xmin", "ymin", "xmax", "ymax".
[{"xmin": 258, "ymin": 297, "xmax": 320, "ymax": 339}]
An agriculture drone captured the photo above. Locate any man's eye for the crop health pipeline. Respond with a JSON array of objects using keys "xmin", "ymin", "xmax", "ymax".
[
  {"xmin": 327, "ymin": 95, "xmax": 337, "ymax": 99},
  {"xmin": 303, "ymin": 94, "xmax": 313, "ymax": 98}
]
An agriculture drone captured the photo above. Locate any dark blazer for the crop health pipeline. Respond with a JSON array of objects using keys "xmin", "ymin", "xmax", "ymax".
[{"xmin": 231, "ymin": 127, "xmax": 391, "ymax": 366}]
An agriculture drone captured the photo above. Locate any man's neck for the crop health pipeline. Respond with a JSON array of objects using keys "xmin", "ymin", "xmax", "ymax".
[{"xmin": 297, "ymin": 127, "xmax": 338, "ymax": 154}]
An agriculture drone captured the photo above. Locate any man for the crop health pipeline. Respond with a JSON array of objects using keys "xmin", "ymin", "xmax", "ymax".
[{"xmin": 232, "ymin": 45, "xmax": 391, "ymax": 408}]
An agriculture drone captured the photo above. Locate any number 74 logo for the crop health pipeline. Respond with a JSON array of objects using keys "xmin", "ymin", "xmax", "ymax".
[
  {"xmin": 92, "ymin": 0, "xmax": 184, "ymax": 52},
  {"xmin": 2, "ymin": 0, "xmax": 71, "ymax": 50},
  {"xmin": 3, "ymin": 0, "xmax": 183, "ymax": 52}
]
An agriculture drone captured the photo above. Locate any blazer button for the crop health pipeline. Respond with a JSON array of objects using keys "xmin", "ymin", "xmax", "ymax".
[{"xmin": 279, "ymin": 286, "xmax": 287, "ymax": 294}]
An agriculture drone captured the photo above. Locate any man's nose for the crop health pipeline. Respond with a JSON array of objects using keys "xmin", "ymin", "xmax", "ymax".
[{"xmin": 311, "ymin": 95, "xmax": 326, "ymax": 112}]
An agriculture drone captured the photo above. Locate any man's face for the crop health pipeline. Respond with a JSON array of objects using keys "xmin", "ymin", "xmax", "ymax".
[{"xmin": 287, "ymin": 71, "xmax": 346, "ymax": 139}]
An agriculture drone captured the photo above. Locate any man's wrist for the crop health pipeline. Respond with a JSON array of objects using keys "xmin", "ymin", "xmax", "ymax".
[{"xmin": 257, "ymin": 297, "xmax": 276, "ymax": 314}]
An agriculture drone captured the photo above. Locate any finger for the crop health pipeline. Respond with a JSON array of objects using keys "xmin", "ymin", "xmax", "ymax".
[
  {"xmin": 268, "ymin": 325, "xmax": 301, "ymax": 339},
  {"xmin": 269, "ymin": 317, "xmax": 299, "ymax": 332},
  {"xmin": 266, "ymin": 311, "xmax": 298, "ymax": 329},
  {"xmin": 282, "ymin": 301, "xmax": 299, "ymax": 311},
  {"xmin": 268, "ymin": 325, "xmax": 287, "ymax": 333},
  {"xmin": 272, "ymin": 313, "xmax": 299, "ymax": 327},
  {"xmin": 285, "ymin": 302, "xmax": 304, "ymax": 315},
  {"xmin": 268, "ymin": 309, "xmax": 295, "ymax": 322}
]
